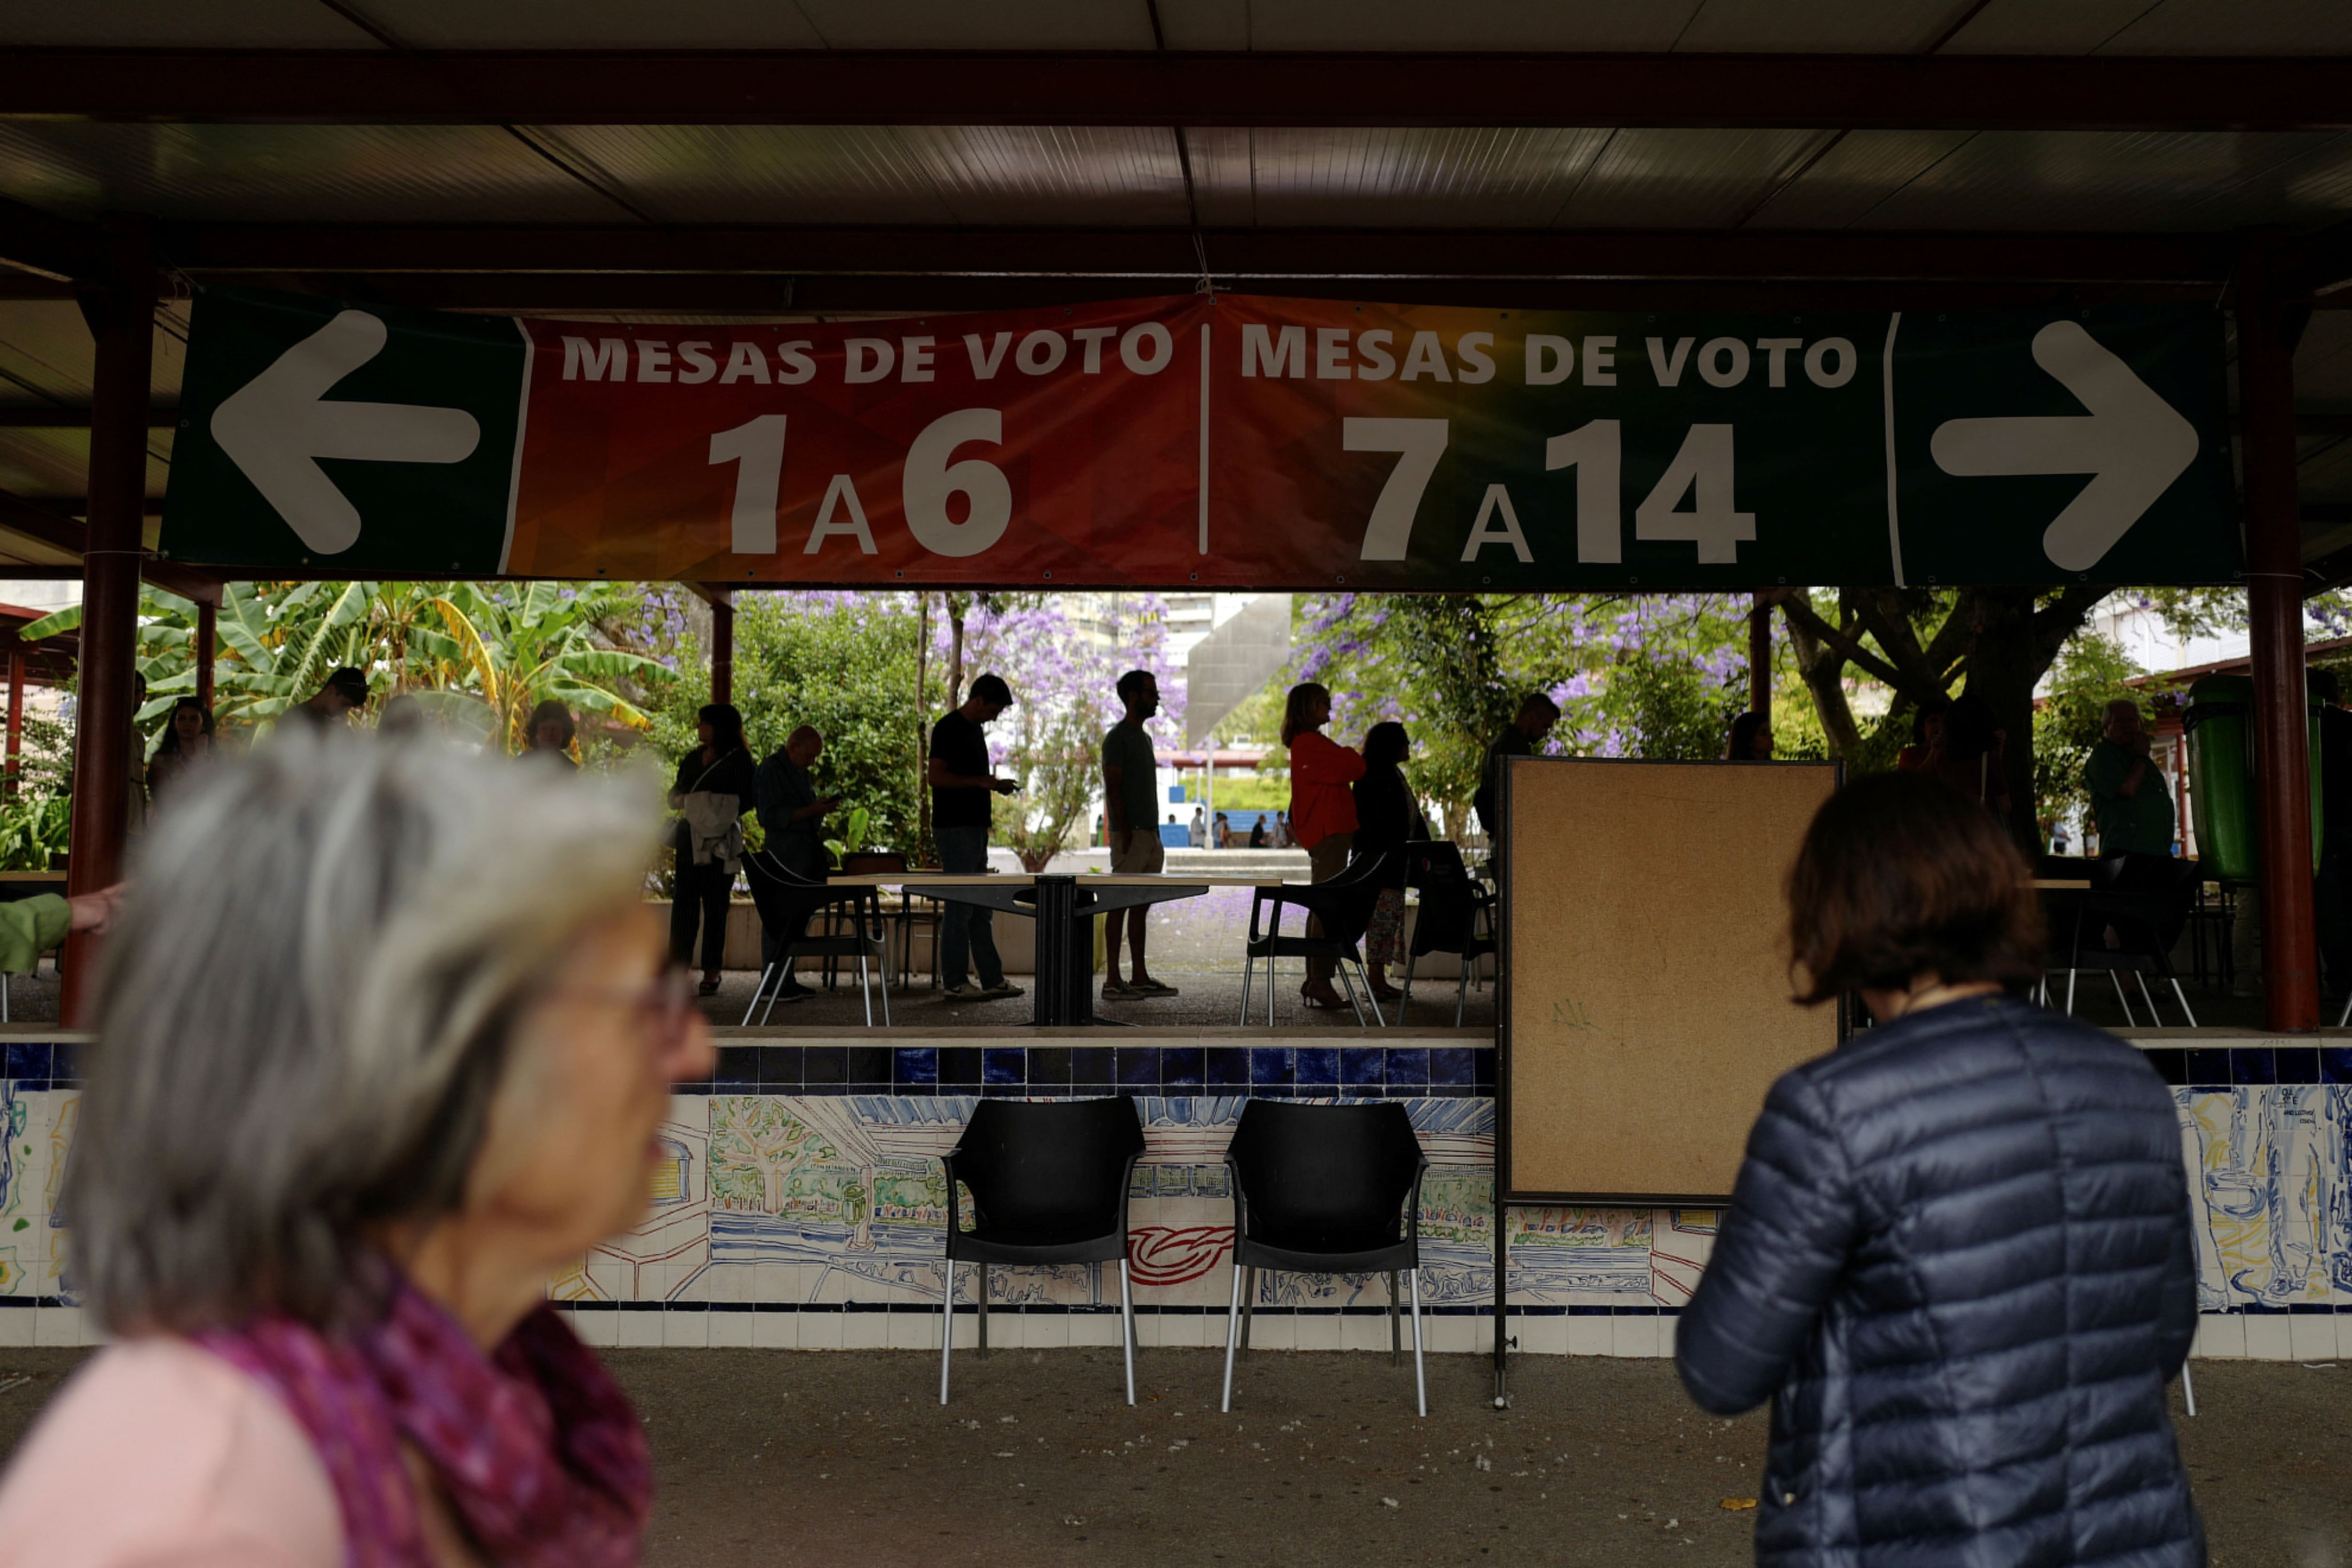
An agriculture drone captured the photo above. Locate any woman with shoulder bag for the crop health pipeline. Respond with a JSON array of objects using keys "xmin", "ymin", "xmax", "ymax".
[{"xmin": 668, "ymin": 703, "xmax": 755, "ymax": 996}]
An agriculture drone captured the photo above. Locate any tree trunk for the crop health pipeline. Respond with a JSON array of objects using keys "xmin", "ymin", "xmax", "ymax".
[
  {"xmin": 1959, "ymin": 588, "xmax": 2043, "ymax": 855},
  {"xmin": 914, "ymin": 591, "xmax": 931, "ymax": 858},
  {"xmin": 1781, "ymin": 604, "xmax": 1863, "ymax": 758}
]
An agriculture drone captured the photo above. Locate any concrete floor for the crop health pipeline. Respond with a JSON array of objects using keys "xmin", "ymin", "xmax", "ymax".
[{"xmin": 0, "ymin": 1350, "xmax": 2338, "ymax": 1565}]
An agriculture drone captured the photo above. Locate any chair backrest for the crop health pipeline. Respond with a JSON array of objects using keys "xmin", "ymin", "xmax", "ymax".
[
  {"xmin": 2091, "ymin": 852, "xmax": 2199, "ymax": 949},
  {"xmin": 840, "ymin": 850, "xmax": 907, "ymax": 875},
  {"xmin": 1410, "ymin": 876, "xmax": 1481, "ymax": 957},
  {"xmin": 949, "ymin": 1097, "xmax": 1144, "ymax": 1238},
  {"xmin": 1405, "ymin": 840, "xmax": 1470, "ymax": 889},
  {"xmin": 1226, "ymin": 1099, "xmax": 1425, "ymax": 1254},
  {"xmin": 742, "ymin": 849, "xmax": 855, "ymax": 931}
]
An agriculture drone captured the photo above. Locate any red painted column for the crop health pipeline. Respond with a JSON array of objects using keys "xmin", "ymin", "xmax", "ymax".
[
  {"xmin": 709, "ymin": 591, "xmax": 734, "ymax": 707},
  {"xmin": 194, "ymin": 597, "xmax": 217, "ymax": 711},
  {"xmin": 2237, "ymin": 239, "xmax": 2318, "ymax": 1032},
  {"xmin": 1748, "ymin": 591, "xmax": 1772, "ymax": 718},
  {"xmin": 4, "ymin": 651, "xmax": 21, "ymax": 800},
  {"xmin": 61, "ymin": 216, "xmax": 154, "ymax": 1027}
]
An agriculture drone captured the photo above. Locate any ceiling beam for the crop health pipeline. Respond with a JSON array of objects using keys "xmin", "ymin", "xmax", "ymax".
[
  {"xmin": 166, "ymin": 225, "xmax": 2236, "ymax": 286},
  {"xmin": 0, "ymin": 406, "xmax": 181, "ymax": 429},
  {"xmin": 5, "ymin": 49, "xmax": 2350, "ymax": 131},
  {"xmin": 0, "ymin": 486, "xmax": 218, "ymax": 604}
]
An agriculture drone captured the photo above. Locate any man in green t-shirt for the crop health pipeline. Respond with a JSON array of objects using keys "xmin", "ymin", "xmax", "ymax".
[
  {"xmin": 1101, "ymin": 670, "xmax": 1176, "ymax": 1001},
  {"xmin": 2085, "ymin": 699, "xmax": 2175, "ymax": 857}
]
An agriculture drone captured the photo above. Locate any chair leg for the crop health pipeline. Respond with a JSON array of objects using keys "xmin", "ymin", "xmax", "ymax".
[
  {"xmin": 1119, "ymin": 1258, "xmax": 1137, "ymax": 1408},
  {"xmin": 1364, "ymin": 962, "xmax": 1385, "ymax": 1027},
  {"xmin": 1238, "ymin": 953, "xmax": 1252, "ymax": 1027},
  {"xmin": 741, "ymin": 961, "xmax": 776, "ymax": 1027},
  {"xmin": 1388, "ymin": 1271, "xmax": 1401, "ymax": 1368},
  {"xmin": 1240, "ymin": 1266, "xmax": 1256, "ymax": 1351},
  {"xmin": 878, "ymin": 948, "xmax": 892, "ymax": 1027},
  {"xmin": 2134, "ymin": 971, "xmax": 2161, "ymax": 1026},
  {"xmin": 760, "ymin": 958, "xmax": 789, "ymax": 1026},
  {"xmin": 2175, "ymin": 978, "xmax": 2201, "ymax": 1029},
  {"xmin": 1399, "ymin": 952, "xmax": 1414, "ymax": 1024},
  {"xmin": 1335, "ymin": 962, "xmax": 1368, "ymax": 1027},
  {"xmin": 977, "ymin": 1264, "xmax": 989, "ymax": 1359},
  {"xmin": 1456, "ymin": 962, "xmax": 1470, "ymax": 1028},
  {"xmin": 858, "ymin": 953, "xmax": 873, "ymax": 1028},
  {"xmin": 1221, "ymin": 1261, "xmax": 1244, "ymax": 1414},
  {"xmin": 2181, "ymin": 1359, "xmax": 2198, "ymax": 1418},
  {"xmin": 939, "ymin": 1260, "xmax": 955, "ymax": 1405},
  {"xmin": 1409, "ymin": 1267, "xmax": 1427, "ymax": 1418},
  {"xmin": 2065, "ymin": 968, "xmax": 2079, "ymax": 1015},
  {"xmin": 2109, "ymin": 969, "xmax": 2137, "ymax": 1027}
]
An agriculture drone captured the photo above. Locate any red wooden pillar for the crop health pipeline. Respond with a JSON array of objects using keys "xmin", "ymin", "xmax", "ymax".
[
  {"xmin": 62, "ymin": 216, "xmax": 155, "ymax": 1026},
  {"xmin": 194, "ymin": 597, "xmax": 217, "ymax": 711},
  {"xmin": 1748, "ymin": 591, "xmax": 1772, "ymax": 718},
  {"xmin": 709, "ymin": 590, "xmax": 734, "ymax": 708},
  {"xmin": 4, "ymin": 651, "xmax": 22, "ymax": 799},
  {"xmin": 2237, "ymin": 239, "xmax": 2319, "ymax": 1032}
]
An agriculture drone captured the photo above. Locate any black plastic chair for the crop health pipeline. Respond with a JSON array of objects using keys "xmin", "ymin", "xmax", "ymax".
[
  {"xmin": 1238, "ymin": 850, "xmax": 1395, "ymax": 1027},
  {"xmin": 2040, "ymin": 852, "xmax": 2200, "ymax": 1027},
  {"xmin": 1398, "ymin": 841, "xmax": 1496, "ymax": 1027},
  {"xmin": 739, "ymin": 851, "xmax": 890, "ymax": 1026},
  {"xmin": 1220, "ymin": 1099, "xmax": 1430, "ymax": 1416},
  {"xmin": 938, "ymin": 1097, "xmax": 1146, "ymax": 1406}
]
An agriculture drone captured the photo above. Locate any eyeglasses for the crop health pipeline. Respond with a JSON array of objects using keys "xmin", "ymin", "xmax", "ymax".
[{"xmin": 560, "ymin": 969, "xmax": 700, "ymax": 1053}]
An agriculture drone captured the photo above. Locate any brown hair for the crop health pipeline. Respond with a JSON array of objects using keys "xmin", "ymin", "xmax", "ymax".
[
  {"xmin": 1280, "ymin": 682, "xmax": 1330, "ymax": 747},
  {"xmin": 1785, "ymin": 770, "xmax": 2044, "ymax": 1005}
]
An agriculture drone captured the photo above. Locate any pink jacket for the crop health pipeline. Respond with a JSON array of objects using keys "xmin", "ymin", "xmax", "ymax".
[{"xmin": 0, "ymin": 1338, "xmax": 340, "ymax": 1567}]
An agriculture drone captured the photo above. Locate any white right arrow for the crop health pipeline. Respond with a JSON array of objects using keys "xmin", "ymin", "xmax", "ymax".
[
  {"xmin": 209, "ymin": 309, "xmax": 482, "ymax": 555},
  {"xmin": 1928, "ymin": 318, "xmax": 2198, "ymax": 573}
]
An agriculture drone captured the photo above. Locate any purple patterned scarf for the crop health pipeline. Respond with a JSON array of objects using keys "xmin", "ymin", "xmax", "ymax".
[{"xmin": 198, "ymin": 1276, "xmax": 651, "ymax": 1568}]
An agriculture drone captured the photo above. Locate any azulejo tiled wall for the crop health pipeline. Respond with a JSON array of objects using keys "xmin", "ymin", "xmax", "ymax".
[{"xmin": 0, "ymin": 1037, "xmax": 2344, "ymax": 1359}]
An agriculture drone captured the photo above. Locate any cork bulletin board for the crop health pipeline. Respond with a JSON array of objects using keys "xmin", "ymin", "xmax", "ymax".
[{"xmin": 1497, "ymin": 756, "xmax": 1842, "ymax": 1205}]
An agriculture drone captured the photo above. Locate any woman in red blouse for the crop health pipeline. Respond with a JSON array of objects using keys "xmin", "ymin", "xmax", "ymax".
[{"xmin": 1283, "ymin": 682, "xmax": 1367, "ymax": 1010}]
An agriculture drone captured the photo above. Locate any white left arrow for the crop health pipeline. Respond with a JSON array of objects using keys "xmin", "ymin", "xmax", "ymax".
[
  {"xmin": 1928, "ymin": 318, "xmax": 2198, "ymax": 573},
  {"xmin": 209, "ymin": 309, "xmax": 482, "ymax": 555}
]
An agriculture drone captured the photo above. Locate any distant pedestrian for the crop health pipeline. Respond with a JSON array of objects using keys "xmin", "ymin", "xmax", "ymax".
[
  {"xmin": 1473, "ymin": 693, "xmax": 1560, "ymax": 853},
  {"xmin": 1100, "ymin": 670, "xmax": 1176, "ymax": 1002},
  {"xmin": 1274, "ymin": 810, "xmax": 1293, "ymax": 848},
  {"xmin": 1676, "ymin": 771, "xmax": 2201, "ymax": 1568},
  {"xmin": 2086, "ymin": 699, "xmax": 2173, "ymax": 857},
  {"xmin": 1213, "ymin": 811, "xmax": 1232, "ymax": 848},
  {"xmin": 668, "ymin": 703, "xmax": 754, "ymax": 996},
  {"xmin": 1188, "ymin": 806, "xmax": 1207, "ymax": 848},
  {"xmin": 1248, "ymin": 816, "xmax": 1268, "ymax": 848},
  {"xmin": 1353, "ymin": 721, "xmax": 1424, "ymax": 1002},
  {"xmin": 928, "ymin": 675, "xmax": 1024, "ymax": 1003},
  {"xmin": 1283, "ymin": 682, "xmax": 1365, "ymax": 1011},
  {"xmin": 1725, "ymin": 710, "xmax": 1773, "ymax": 761},
  {"xmin": 145, "ymin": 697, "xmax": 216, "ymax": 806},
  {"xmin": 1922, "ymin": 691, "xmax": 2010, "ymax": 817},
  {"xmin": 521, "ymin": 698, "xmax": 578, "ymax": 769},
  {"xmin": 291, "ymin": 666, "xmax": 369, "ymax": 730},
  {"xmin": 754, "ymin": 724, "xmax": 837, "ymax": 1002},
  {"xmin": 1895, "ymin": 700, "xmax": 1947, "ymax": 772}
]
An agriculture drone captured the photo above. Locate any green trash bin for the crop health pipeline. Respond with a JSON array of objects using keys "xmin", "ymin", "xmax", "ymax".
[{"xmin": 2179, "ymin": 673, "xmax": 2322, "ymax": 879}]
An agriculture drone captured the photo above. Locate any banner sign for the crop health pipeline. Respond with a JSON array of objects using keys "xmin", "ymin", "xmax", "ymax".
[{"xmin": 162, "ymin": 287, "xmax": 2236, "ymax": 589}]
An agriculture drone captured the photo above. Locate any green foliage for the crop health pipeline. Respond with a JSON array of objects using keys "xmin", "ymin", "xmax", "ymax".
[
  {"xmin": 2032, "ymin": 632, "xmax": 2150, "ymax": 834},
  {"xmin": 1588, "ymin": 654, "xmax": 1744, "ymax": 761},
  {"xmin": 0, "ymin": 794, "xmax": 69, "ymax": 872},
  {"xmin": 653, "ymin": 594, "xmax": 924, "ymax": 858}
]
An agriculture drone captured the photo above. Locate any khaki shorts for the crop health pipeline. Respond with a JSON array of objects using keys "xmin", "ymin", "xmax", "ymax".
[{"xmin": 1110, "ymin": 832, "xmax": 1167, "ymax": 874}]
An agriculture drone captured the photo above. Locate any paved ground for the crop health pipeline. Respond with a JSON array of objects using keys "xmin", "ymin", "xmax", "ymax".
[{"xmin": 0, "ymin": 1350, "xmax": 2336, "ymax": 1565}]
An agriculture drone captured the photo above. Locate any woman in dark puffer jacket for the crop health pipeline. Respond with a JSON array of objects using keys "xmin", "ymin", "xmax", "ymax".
[{"xmin": 1677, "ymin": 771, "xmax": 2202, "ymax": 1568}]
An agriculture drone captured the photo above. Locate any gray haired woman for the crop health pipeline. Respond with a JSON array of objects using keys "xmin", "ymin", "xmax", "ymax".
[{"xmin": 0, "ymin": 735, "xmax": 713, "ymax": 1568}]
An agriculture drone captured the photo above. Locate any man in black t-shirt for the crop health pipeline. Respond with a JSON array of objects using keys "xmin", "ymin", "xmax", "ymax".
[
  {"xmin": 928, "ymin": 673, "xmax": 1024, "ymax": 1001},
  {"xmin": 1472, "ymin": 692, "xmax": 1561, "ymax": 858}
]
